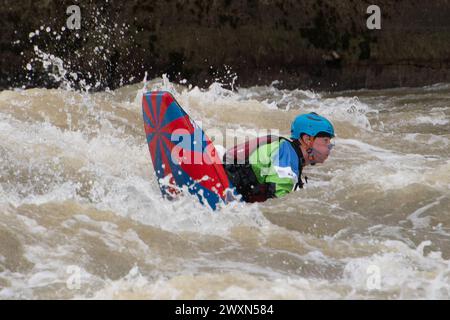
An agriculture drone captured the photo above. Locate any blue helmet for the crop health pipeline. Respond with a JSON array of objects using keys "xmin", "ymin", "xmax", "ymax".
[{"xmin": 290, "ymin": 112, "xmax": 335, "ymax": 139}]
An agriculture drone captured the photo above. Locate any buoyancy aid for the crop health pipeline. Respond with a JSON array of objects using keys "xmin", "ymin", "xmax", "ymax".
[{"xmin": 223, "ymin": 135, "xmax": 306, "ymax": 203}]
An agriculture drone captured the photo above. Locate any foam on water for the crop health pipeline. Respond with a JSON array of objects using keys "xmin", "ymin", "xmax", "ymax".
[{"xmin": 1, "ymin": 47, "xmax": 450, "ymax": 298}]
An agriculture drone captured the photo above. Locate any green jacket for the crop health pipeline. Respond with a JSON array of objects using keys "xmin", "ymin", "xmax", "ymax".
[{"xmin": 249, "ymin": 140, "xmax": 302, "ymax": 198}]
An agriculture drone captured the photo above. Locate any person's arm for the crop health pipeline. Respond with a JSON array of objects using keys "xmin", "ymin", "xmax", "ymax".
[
  {"xmin": 250, "ymin": 140, "xmax": 298, "ymax": 198},
  {"xmin": 265, "ymin": 140, "xmax": 299, "ymax": 198}
]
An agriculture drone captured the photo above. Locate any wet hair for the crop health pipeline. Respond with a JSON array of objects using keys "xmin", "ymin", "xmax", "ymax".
[
  {"xmin": 315, "ymin": 131, "xmax": 333, "ymax": 138},
  {"xmin": 300, "ymin": 131, "xmax": 332, "ymax": 140}
]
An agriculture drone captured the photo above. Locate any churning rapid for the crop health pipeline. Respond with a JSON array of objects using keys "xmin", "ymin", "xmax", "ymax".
[{"xmin": 1, "ymin": 71, "xmax": 449, "ymax": 298}]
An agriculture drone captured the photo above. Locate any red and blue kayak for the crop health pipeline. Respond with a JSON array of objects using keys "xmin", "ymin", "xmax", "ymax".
[{"xmin": 142, "ymin": 91, "xmax": 234, "ymax": 210}]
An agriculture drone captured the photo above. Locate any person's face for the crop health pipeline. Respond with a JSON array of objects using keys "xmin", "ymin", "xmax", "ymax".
[{"xmin": 311, "ymin": 136, "xmax": 333, "ymax": 163}]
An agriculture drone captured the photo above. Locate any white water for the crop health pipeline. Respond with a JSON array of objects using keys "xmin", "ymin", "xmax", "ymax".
[{"xmin": 1, "ymin": 42, "xmax": 450, "ymax": 299}]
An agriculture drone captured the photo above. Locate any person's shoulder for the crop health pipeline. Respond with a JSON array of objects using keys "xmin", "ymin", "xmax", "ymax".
[
  {"xmin": 277, "ymin": 139, "xmax": 300, "ymax": 172},
  {"xmin": 279, "ymin": 139, "xmax": 297, "ymax": 156},
  {"xmin": 272, "ymin": 139, "xmax": 294, "ymax": 161}
]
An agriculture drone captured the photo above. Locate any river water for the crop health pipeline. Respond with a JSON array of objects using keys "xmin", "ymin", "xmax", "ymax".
[{"xmin": 0, "ymin": 74, "xmax": 449, "ymax": 299}]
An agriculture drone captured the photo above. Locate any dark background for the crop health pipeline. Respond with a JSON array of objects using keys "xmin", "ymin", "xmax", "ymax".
[{"xmin": 1, "ymin": 0, "xmax": 450, "ymax": 91}]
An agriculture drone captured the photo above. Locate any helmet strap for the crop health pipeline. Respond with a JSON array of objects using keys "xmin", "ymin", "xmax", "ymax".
[
  {"xmin": 299, "ymin": 135, "xmax": 317, "ymax": 165},
  {"xmin": 306, "ymin": 137, "xmax": 316, "ymax": 163}
]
